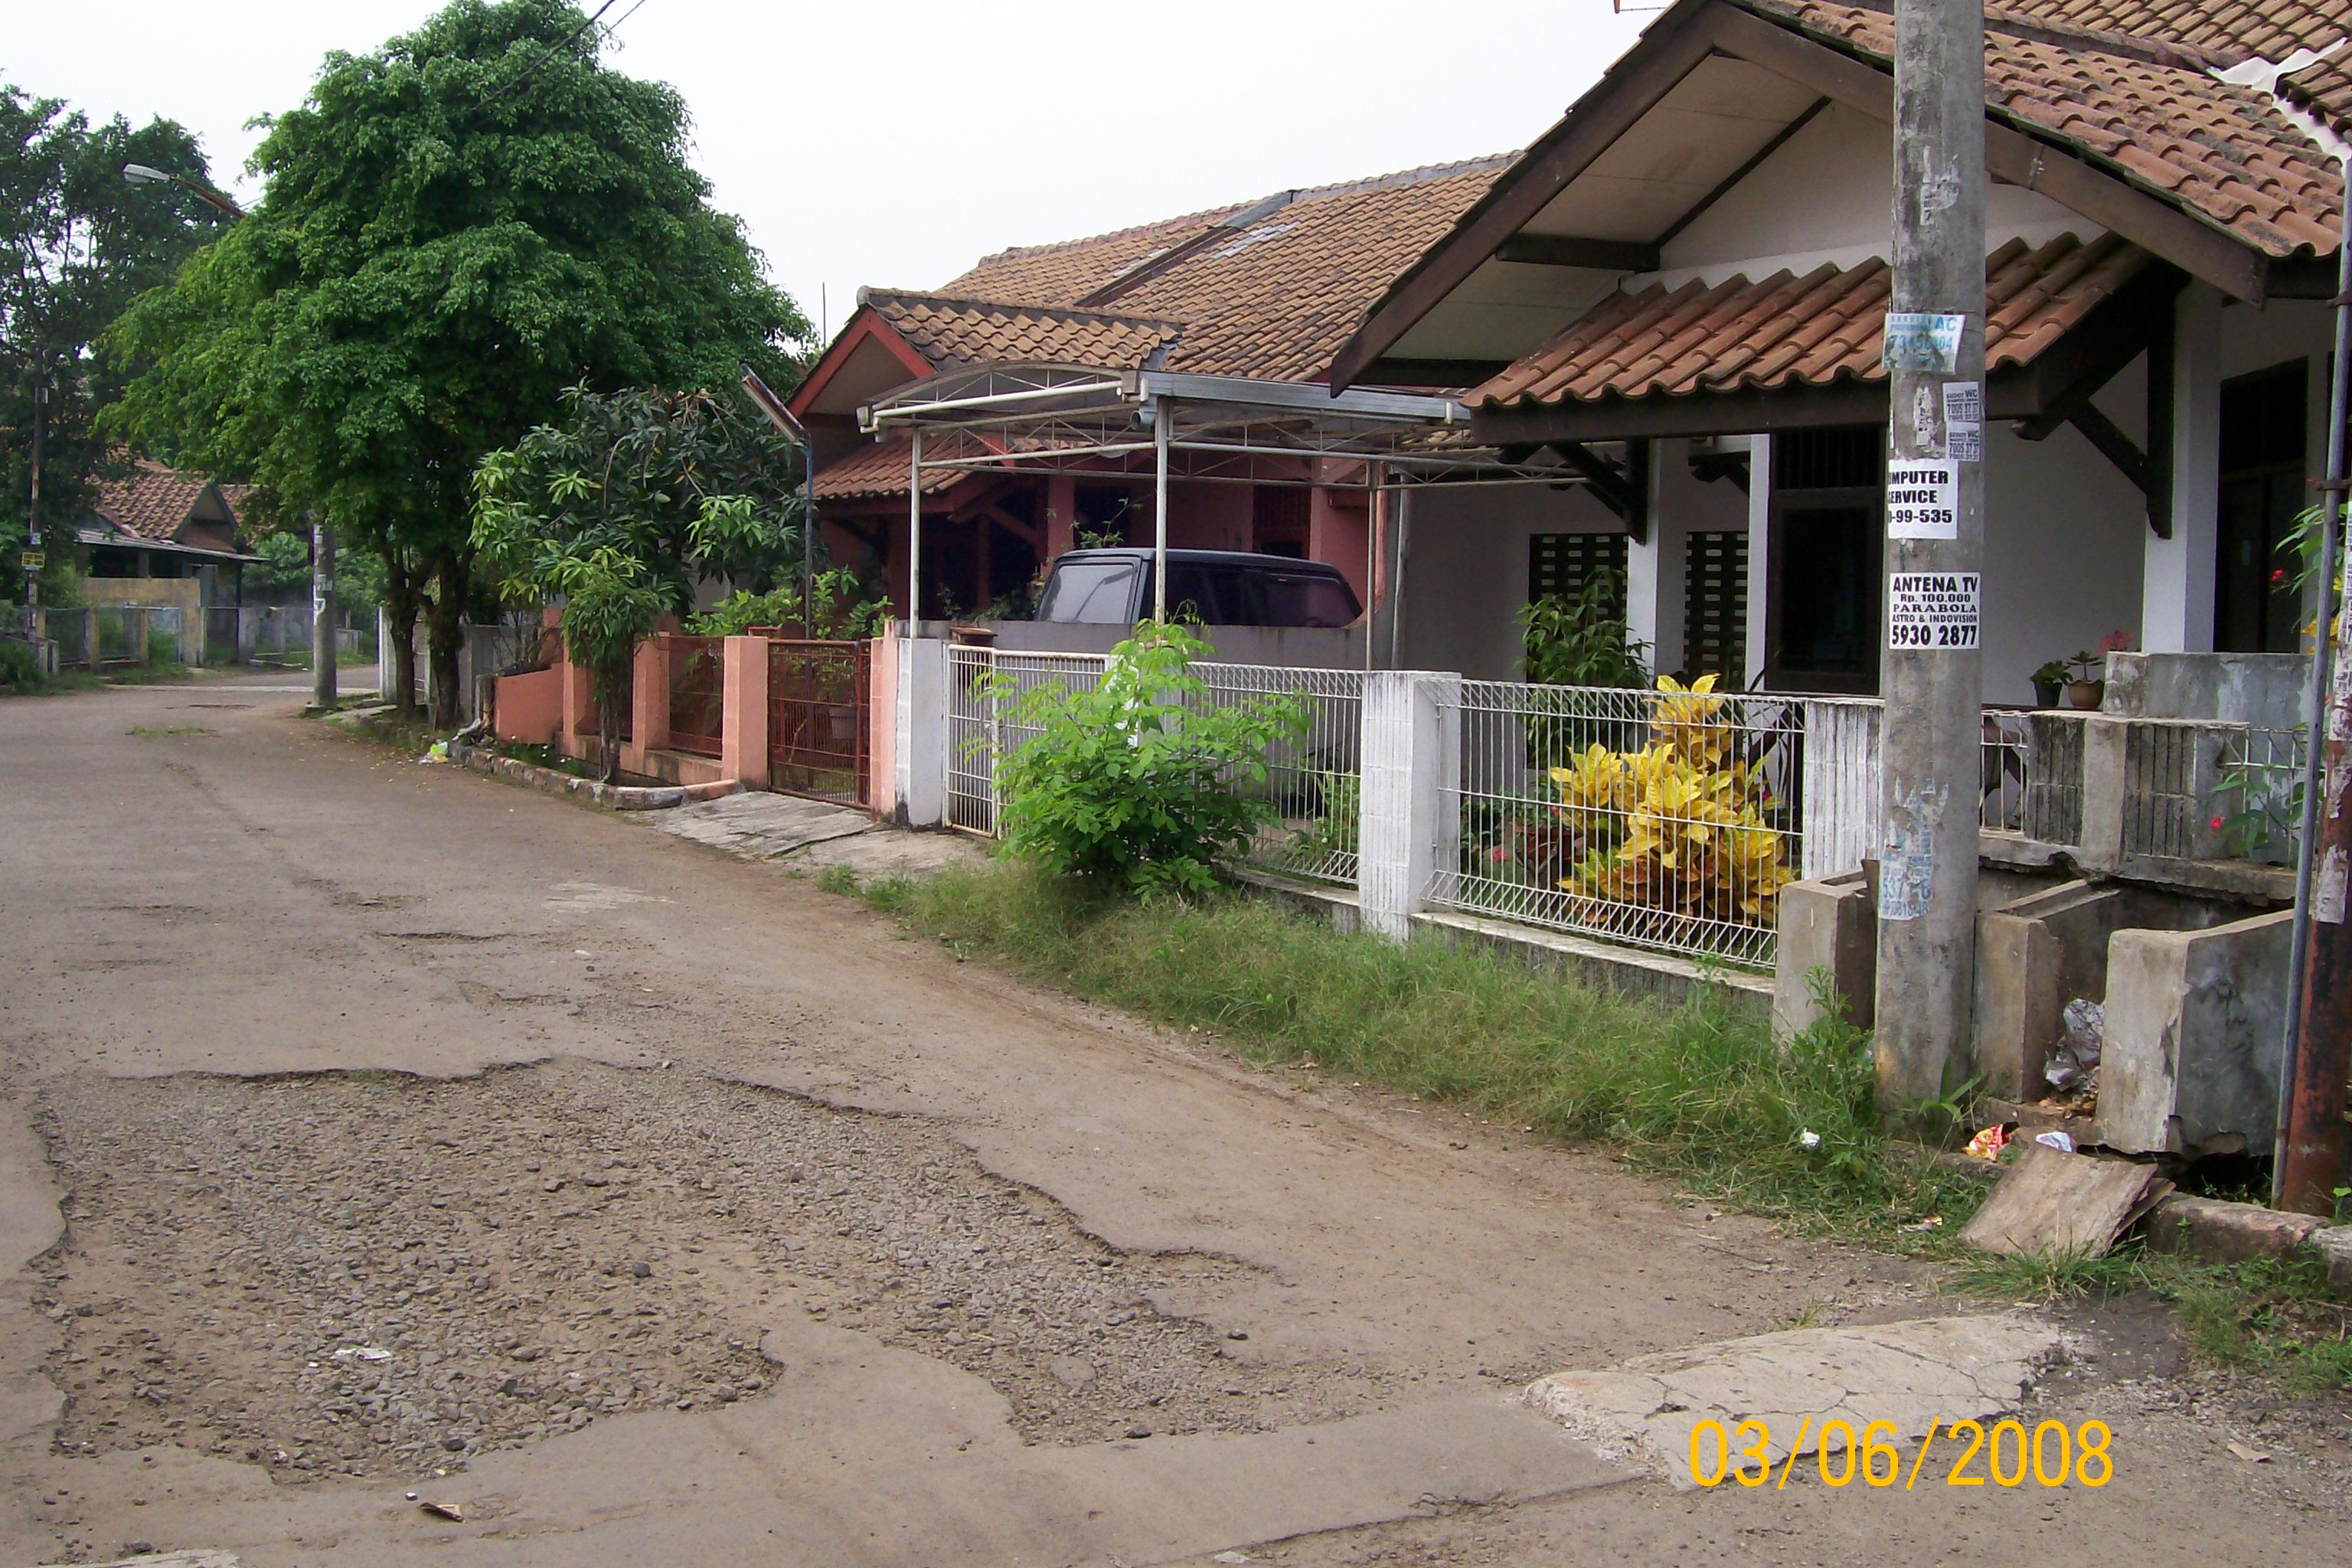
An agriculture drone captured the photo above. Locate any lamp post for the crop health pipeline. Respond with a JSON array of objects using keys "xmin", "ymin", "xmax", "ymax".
[{"xmin": 121, "ymin": 163, "xmax": 245, "ymax": 220}]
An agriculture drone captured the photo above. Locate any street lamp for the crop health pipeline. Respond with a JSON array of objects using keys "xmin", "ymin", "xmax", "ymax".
[{"xmin": 122, "ymin": 162, "xmax": 246, "ymax": 220}]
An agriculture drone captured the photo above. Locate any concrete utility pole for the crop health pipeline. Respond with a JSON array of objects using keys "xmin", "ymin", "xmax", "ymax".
[
  {"xmin": 1872, "ymin": 0, "xmax": 1988, "ymax": 1113},
  {"xmin": 309, "ymin": 516, "xmax": 336, "ymax": 710},
  {"xmin": 22, "ymin": 369, "xmax": 42, "ymax": 640}
]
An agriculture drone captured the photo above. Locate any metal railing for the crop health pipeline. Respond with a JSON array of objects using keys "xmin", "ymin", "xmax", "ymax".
[
  {"xmin": 665, "ymin": 635, "xmax": 725, "ymax": 758},
  {"xmin": 946, "ymin": 647, "xmax": 1109, "ymax": 836},
  {"xmin": 1431, "ymin": 680, "xmax": 1805, "ymax": 969},
  {"xmin": 1194, "ymin": 662, "xmax": 1367, "ymax": 886},
  {"xmin": 943, "ymin": 649, "xmax": 1368, "ymax": 886},
  {"xmin": 2216, "ymin": 724, "xmax": 2304, "ymax": 866}
]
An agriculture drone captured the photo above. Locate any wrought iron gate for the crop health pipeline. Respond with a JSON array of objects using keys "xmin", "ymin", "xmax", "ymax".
[{"xmin": 768, "ymin": 639, "xmax": 871, "ymax": 806}]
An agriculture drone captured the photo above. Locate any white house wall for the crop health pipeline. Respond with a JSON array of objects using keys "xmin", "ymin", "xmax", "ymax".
[
  {"xmin": 1395, "ymin": 481, "xmax": 1622, "ymax": 678},
  {"xmin": 1982, "ymin": 413, "xmax": 2147, "ymax": 702},
  {"xmin": 1657, "ymin": 102, "xmax": 2096, "ymax": 284}
]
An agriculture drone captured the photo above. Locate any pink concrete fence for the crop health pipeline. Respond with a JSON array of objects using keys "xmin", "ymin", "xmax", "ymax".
[{"xmin": 492, "ymin": 618, "xmax": 884, "ymax": 805}]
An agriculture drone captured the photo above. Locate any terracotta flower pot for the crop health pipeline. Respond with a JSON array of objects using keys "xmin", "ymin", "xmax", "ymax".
[{"xmin": 2066, "ymin": 678, "xmax": 2105, "ymax": 710}]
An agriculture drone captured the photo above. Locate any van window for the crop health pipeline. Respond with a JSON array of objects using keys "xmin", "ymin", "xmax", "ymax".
[
  {"xmin": 1261, "ymin": 570, "xmax": 1360, "ymax": 628},
  {"xmin": 1164, "ymin": 564, "xmax": 1268, "ymax": 626},
  {"xmin": 1036, "ymin": 559, "xmax": 1142, "ymax": 623}
]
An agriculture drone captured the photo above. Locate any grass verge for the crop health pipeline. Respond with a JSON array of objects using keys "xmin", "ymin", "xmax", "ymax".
[
  {"xmin": 854, "ymin": 859, "xmax": 1988, "ymax": 1247},
  {"xmin": 1955, "ymin": 1243, "xmax": 2352, "ymax": 1391}
]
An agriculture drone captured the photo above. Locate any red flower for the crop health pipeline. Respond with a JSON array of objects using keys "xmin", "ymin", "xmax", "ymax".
[
  {"xmin": 2272, "ymin": 568, "xmax": 2288, "ymax": 585},
  {"xmin": 2210, "ymin": 815, "xmax": 2226, "ymax": 832}
]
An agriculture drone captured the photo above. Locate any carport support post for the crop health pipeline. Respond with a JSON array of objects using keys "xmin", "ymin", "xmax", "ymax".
[
  {"xmin": 1873, "ymin": 0, "xmax": 1986, "ymax": 1115},
  {"xmin": 906, "ymin": 430, "xmax": 923, "ymax": 626},
  {"xmin": 1153, "ymin": 396, "xmax": 1170, "ymax": 623}
]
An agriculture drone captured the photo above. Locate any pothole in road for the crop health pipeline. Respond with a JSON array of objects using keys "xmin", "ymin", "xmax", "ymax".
[{"xmin": 33, "ymin": 1060, "xmax": 1383, "ymax": 1481}]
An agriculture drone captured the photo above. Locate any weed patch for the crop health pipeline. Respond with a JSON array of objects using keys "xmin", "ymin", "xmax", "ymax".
[
  {"xmin": 126, "ymin": 724, "xmax": 214, "ymax": 738},
  {"xmin": 861, "ymin": 861, "xmax": 1983, "ymax": 1243}
]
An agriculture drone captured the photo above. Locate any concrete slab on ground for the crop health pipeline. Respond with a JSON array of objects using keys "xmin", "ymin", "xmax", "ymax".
[
  {"xmin": 1524, "ymin": 1315, "xmax": 2061, "ymax": 1488},
  {"xmin": 643, "ymin": 791, "xmax": 988, "ymax": 880}
]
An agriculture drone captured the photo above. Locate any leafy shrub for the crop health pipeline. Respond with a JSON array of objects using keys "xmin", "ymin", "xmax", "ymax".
[
  {"xmin": 1518, "ymin": 568, "xmax": 1649, "ymax": 689},
  {"xmin": 988, "ymin": 621, "xmax": 1306, "ymax": 896},
  {"xmin": 688, "ymin": 568, "xmax": 887, "ymax": 640},
  {"xmin": 1, "ymin": 638, "xmax": 45, "ymax": 691},
  {"xmin": 1548, "ymin": 674, "xmax": 1791, "ymax": 929}
]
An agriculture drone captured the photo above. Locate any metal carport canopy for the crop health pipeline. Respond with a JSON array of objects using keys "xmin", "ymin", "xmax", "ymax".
[{"xmin": 857, "ymin": 361, "xmax": 1583, "ymax": 627}]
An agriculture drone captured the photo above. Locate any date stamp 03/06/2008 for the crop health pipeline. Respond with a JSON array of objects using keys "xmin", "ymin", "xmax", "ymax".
[{"xmin": 1687, "ymin": 1416, "xmax": 2113, "ymax": 1491}]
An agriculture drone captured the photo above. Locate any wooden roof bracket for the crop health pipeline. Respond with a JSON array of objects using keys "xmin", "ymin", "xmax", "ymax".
[
  {"xmin": 2009, "ymin": 262, "xmax": 2186, "ymax": 536},
  {"xmin": 1555, "ymin": 439, "xmax": 1652, "ymax": 541}
]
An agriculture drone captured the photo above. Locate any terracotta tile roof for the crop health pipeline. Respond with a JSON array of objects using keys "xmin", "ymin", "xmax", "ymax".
[
  {"xmin": 921, "ymin": 157, "xmax": 1510, "ymax": 382},
  {"xmin": 1746, "ymin": 0, "xmax": 2344, "ymax": 257},
  {"xmin": 811, "ymin": 437, "xmax": 964, "ymax": 502},
  {"xmin": 1106, "ymin": 158, "xmax": 1514, "ymax": 382},
  {"xmin": 1999, "ymin": 2, "xmax": 2352, "ymax": 121},
  {"xmin": 939, "ymin": 205, "xmax": 1250, "ymax": 307},
  {"xmin": 87, "ymin": 458, "xmax": 225, "ymax": 542},
  {"xmin": 1469, "ymin": 231, "xmax": 2148, "ymax": 410},
  {"xmin": 860, "ymin": 292, "xmax": 1184, "ymax": 371}
]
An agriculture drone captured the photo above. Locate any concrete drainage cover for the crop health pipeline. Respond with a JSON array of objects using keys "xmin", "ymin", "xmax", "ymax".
[{"xmin": 1523, "ymin": 1315, "xmax": 2060, "ymax": 1488}]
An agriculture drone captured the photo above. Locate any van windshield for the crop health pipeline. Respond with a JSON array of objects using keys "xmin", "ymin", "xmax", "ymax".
[{"xmin": 1035, "ymin": 560, "xmax": 1142, "ymax": 623}]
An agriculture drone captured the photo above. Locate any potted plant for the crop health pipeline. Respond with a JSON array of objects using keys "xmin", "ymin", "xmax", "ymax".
[
  {"xmin": 2031, "ymin": 659, "xmax": 2068, "ymax": 709},
  {"xmin": 2065, "ymin": 632, "xmax": 2132, "ymax": 710}
]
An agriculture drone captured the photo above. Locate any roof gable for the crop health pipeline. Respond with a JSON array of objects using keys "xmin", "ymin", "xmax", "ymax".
[
  {"xmin": 87, "ymin": 459, "xmax": 233, "ymax": 544},
  {"xmin": 1333, "ymin": 0, "xmax": 2346, "ymax": 389}
]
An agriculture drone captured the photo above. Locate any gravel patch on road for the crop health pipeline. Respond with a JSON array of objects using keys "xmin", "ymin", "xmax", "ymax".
[{"xmin": 32, "ymin": 1060, "xmax": 1385, "ymax": 1480}]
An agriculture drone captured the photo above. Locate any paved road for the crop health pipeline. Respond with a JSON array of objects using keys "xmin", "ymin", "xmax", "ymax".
[{"xmin": 0, "ymin": 675, "xmax": 2344, "ymax": 1566}]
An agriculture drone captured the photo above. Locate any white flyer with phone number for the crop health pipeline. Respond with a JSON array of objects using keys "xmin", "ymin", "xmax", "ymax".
[{"xmin": 1888, "ymin": 572, "xmax": 1979, "ymax": 650}]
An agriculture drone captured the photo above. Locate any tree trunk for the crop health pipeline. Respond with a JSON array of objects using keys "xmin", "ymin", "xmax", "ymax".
[
  {"xmin": 382, "ymin": 555, "xmax": 422, "ymax": 717},
  {"xmin": 597, "ymin": 682, "xmax": 622, "ymax": 785},
  {"xmin": 425, "ymin": 552, "xmax": 467, "ymax": 730}
]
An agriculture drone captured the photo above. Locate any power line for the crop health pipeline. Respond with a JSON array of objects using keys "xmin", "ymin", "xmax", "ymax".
[{"xmin": 488, "ymin": 0, "xmax": 623, "ymax": 106}]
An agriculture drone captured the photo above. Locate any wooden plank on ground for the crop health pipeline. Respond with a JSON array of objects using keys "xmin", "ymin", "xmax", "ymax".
[{"xmin": 1958, "ymin": 1144, "xmax": 2164, "ymax": 1258}]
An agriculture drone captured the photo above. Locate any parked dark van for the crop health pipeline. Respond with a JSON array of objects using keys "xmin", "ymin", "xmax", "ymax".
[{"xmin": 1032, "ymin": 549, "xmax": 1362, "ymax": 628}]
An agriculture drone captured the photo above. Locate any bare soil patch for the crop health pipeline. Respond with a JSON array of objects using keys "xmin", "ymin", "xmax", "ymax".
[{"xmin": 31, "ymin": 1059, "xmax": 1389, "ymax": 1481}]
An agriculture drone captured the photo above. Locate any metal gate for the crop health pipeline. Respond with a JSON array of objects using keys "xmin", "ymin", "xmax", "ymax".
[{"xmin": 768, "ymin": 639, "xmax": 871, "ymax": 806}]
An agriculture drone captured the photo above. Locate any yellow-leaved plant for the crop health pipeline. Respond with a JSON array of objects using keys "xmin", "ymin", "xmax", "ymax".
[{"xmin": 1544, "ymin": 674, "xmax": 1790, "ymax": 930}]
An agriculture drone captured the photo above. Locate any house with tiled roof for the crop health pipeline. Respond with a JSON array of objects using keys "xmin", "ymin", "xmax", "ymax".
[
  {"xmin": 788, "ymin": 158, "xmax": 1518, "ymax": 620},
  {"xmin": 74, "ymin": 460, "xmax": 260, "ymax": 594},
  {"xmin": 74, "ymin": 456, "xmax": 255, "ymax": 583},
  {"xmin": 1330, "ymin": 0, "xmax": 2350, "ymax": 699}
]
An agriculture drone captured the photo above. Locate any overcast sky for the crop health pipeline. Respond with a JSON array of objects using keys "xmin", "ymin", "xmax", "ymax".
[{"xmin": 6, "ymin": 1, "xmax": 1656, "ymax": 342}]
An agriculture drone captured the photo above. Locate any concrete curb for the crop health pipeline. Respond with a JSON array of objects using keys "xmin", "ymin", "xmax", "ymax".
[
  {"xmin": 446, "ymin": 741, "xmax": 741, "ymax": 811},
  {"xmin": 2141, "ymin": 1192, "xmax": 2350, "ymax": 1282}
]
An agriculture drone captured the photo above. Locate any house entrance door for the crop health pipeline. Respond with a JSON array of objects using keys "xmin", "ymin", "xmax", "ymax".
[
  {"xmin": 2215, "ymin": 361, "xmax": 2308, "ymax": 654},
  {"xmin": 1765, "ymin": 426, "xmax": 1884, "ymax": 694}
]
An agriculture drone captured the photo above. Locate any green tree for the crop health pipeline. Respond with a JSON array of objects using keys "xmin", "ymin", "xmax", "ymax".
[
  {"xmin": 106, "ymin": 0, "xmax": 806, "ymax": 720},
  {"xmin": 2, "ymin": 83, "xmax": 230, "ymax": 611},
  {"xmin": 472, "ymin": 382, "xmax": 806, "ymax": 777}
]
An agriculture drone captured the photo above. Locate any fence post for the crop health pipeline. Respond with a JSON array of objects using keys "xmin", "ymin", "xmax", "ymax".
[
  {"xmin": 2076, "ymin": 714, "xmax": 2128, "ymax": 872},
  {"xmin": 722, "ymin": 635, "xmax": 771, "ymax": 788},
  {"xmin": 1357, "ymin": 671, "xmax": 1461, "ymax": 941},
  {"xmin": 626, "ymin": 635, "xmax": 668, "ymax": 777},
  {"xmin": 894, "ymin": 633, "xmax": 950, "ymax": 828}
]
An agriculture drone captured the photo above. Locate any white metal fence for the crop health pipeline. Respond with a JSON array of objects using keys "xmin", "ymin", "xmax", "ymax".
[
  {"xmin": 923, "ymin": 645, "xmax": 2307, "ymax": 971},
  {"xmin": 1431, "ymin": 680, "xmax": 1805, "ymax": 968},
  {"xmin": 942, "ymin": 647, "xmax": 1369, "ymax": 887},
  {"xmin": 946, "ymin": 647, "xmax": 1108, "ymax": 836},
  {"xmin": 1197, "ymin": 662, "xmax": 1367, "ymax": 885}
]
